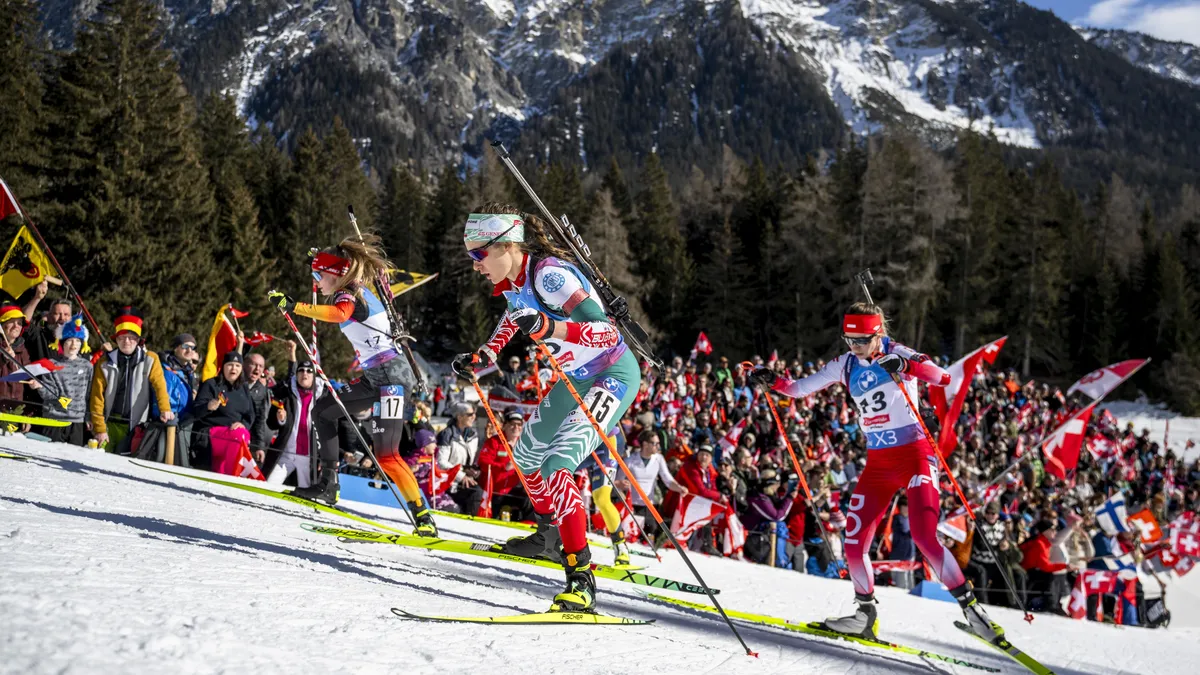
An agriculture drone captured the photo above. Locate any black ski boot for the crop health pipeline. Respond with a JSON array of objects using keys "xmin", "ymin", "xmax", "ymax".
[
  {"xmin": 822, "ymin": 593, "xmax": 880, "ymax": 640},
  {"xmin": 950, "ymin": 583, "xmax": 1005, "ymax": 642},
  {"xmin": 409, "ymin": 501, "xmax": 439, "ymax": 537},
  {"xmin": 502, "ymin": 512, "xmax": 562, "ymax": 562},
  {"xmin": 292, "ymin": 467, "xmax": 339, "ymax": 505},
  {"xmin": 549, "ymin": 546, "xmax": 597, "ymax": 613}
]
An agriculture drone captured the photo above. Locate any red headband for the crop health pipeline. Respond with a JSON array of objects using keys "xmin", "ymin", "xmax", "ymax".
[
  {"xmin": 842, "ymin": 313, "xmax": 882, "ymax": 335},
  {"xmin": 311, "ymin": 251, "xmax": 351, "ymax": 277}
]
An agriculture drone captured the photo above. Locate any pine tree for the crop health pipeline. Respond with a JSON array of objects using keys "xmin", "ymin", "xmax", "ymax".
[
  {"xmin": 287, "ymin": 128, "xmax": 329, "ymax": 289},
  {"xmin": 41, "ymin": 0, "xmax": 217, "ymax": 338},
  {"xmin": 587, "ymin": 189, "xmax": 653, "ymax": 336},
  {"xmin": 379, "ymin": 165, "xmax": 429, "ymax": 273},
  {"xmin": 423, "ymin": 165, "xmax": 472, "ymax": 355},
  {"xmin": 631, "ymin": 153, "xmax": 691, "ymax": 348},
  {"xmin": 223, "ymin": 183, "xmax": 275, "ymax": 322},
  {"xmin": 0, "ymin": 0, "xmax": 48, "ymax": 206},
  {"xmin": 324, "ymin": 117, "xmax": 376, "ymax": 236},
  {"xmin": 601, "ymin": 157, "xmax": 633, "ymax": 219}
]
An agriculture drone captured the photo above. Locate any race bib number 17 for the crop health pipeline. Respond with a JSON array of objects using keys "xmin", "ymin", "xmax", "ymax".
[{"xmin": 378, "ymin": 384, "xmax": 405, "ymax": 420}]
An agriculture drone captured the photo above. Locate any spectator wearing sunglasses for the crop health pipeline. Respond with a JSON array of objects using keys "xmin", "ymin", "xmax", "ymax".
[
  {"xmin": 267, "ymin": 358, "xmax": 327, "ymax": 488},
  {"xmin": 162, "ymin": 333, "xmax": 200, "ymax": 397}
]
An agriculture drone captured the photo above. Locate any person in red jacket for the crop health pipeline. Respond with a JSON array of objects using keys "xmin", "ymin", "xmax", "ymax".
[
  {"xmin": 673, "ymin": 444, "xmax": 725, "ymax": 554},
  {"xmin": 1020, "ymin": 519, "xmax": 1067, "ymax": 611},
  {"xmin": 476, "ymin": 408, "xmax": 527, "ymax": 517}
]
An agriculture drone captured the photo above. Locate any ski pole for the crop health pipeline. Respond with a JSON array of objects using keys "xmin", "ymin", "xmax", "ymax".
[
  {"xmin": 469, "ymin": 370, "xmax": 656, "ymax": 560},
  {"xmin": 888, "ymin": 371, "xmax": 1034, "ymax": 623},
  {"xmin": 271, "ymin": 297, "xmax": 417, "ymax": 529},
  {"xmin": 740, "ymin": 361, "xmax": 844, "ymax": 578},
  {"xmin": 533, "ymin": 341, "xmax": 757, "ymax": 657}
]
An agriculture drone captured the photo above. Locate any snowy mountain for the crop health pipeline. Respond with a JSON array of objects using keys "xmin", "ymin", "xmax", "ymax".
[
  {"xmin": 34, "ymin": 0, "xmax": 1200, "ymax": 175},
  {"xmin": 4, "ymin": 437, "xmax": 1199, "ymax": 674},
  {"xmin": 1078, "ymin": 27, "xmax": 1200, "ymax": 89}
]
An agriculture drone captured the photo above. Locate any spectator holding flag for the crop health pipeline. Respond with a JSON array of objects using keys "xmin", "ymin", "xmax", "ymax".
[
  {"xmin": 0, "ymin": 304, "xmax": 31, "ymax": 413},
  {"xmin": 267, "ymin": 357, "xmax": 326, "ymax": 488},
  {"xmin": 27, "ymin": 313, "xmax": 92, "ymax": 445}
]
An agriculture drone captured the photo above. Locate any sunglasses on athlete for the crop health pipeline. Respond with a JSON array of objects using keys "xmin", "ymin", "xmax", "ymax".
[
  {"xmin": 843, "ymin": 335, "xmax": 876, "ymax": 347},
  {"xmin": 467, "ymin": 224, "xmax": 518, "ymax": 262}
]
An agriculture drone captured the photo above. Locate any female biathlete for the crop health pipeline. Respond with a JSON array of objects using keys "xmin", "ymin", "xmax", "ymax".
[
  {"xmin": 268, "ymin": 235, "xmax": 438, "ymax": 537},
  {"xmin": 454, "ymin": 204, "xmax": 640, "ymax": 612},
  {"xmin": 748, "ymin": 303, "xmax": 1004, "ymax": 642}
]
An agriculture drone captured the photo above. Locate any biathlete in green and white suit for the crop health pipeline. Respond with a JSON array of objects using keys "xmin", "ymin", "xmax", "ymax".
[{"xmin": 453, "ymin": 203, "xmax": 640, "ymax": 613}]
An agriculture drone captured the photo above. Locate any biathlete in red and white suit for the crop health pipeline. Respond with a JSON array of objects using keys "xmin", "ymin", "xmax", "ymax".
[{"xmin": 748, "ymin": 302, "xmax": 1005, "ymax": 642}]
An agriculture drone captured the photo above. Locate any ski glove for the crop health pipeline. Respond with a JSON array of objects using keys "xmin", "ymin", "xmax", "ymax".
[
  {"xmin": 268, "ymin": 290, "xmax": 296, "ymax": 313},
  {"xmin": 876, "ymin": 353, "xmax": 908, "ymax": 374},
  {"xmin": 510, "ymin": 308, "xmax": 556, "ymax": 341},
  {"xmin": 748, "ymin": 367, "xmax": 777, "ymax": 388},
  {"xmin": 452, "ymin": 351, "xmax": 487, "ymax": 380}
]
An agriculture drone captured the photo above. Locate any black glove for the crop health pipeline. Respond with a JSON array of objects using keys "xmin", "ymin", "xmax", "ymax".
[
  {"xmin": 451, "ymin": 353, "xmax": 478, "ymax": 380},
  {"xmin": 748, "ymin": 367, "xmax": 777, "ymax": 388},
  {"xmin": 876, "ymin": 353, "xmax": 908, "ymax": 374},
  {"xmin": 268, "ymin": 290, "xmax": 296, "ymax": 313},
  {"xmin": 510, "ymin": 308, "xmax": 555, "ymax": 341}
]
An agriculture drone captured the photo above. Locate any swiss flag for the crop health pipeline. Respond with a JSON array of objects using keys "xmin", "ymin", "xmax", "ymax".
[
  {"xmin": 1067, "ymin": 359, "xmax": 1148, "ymax": 401},
  {"xmin": 928, "ymin": 336, "xmax": 1006, "ymax": 457},
  {"xmin": 1082, "ymin": 569, "xmax": 1118, "ymax": 595},
  {"xmin": 1086, "ymin": 434, "xmax": 1120, "ymax": 461},
  {"xmin": 431, "ymin": 464, "xmax": 460, "ymax": 497},
  {"xmin": 693, "ymin": 331, "xmax": 712, "ymax": 356},
  {"xmin": 1176, "ymin": 556, "xmax": 1196, "ymax": 577},
  {"xmin": 1043, "ymin": 404, "xmax": 1096, "ymax": 480},
  {"xmin": 937, "ymin": 513, "xmax": 969, "ymax": 543},
  {"xmin": 1068, "ymin": 574, "xmax": 1088, "ymax": 619},
  {"xmin": 1171, "ymin": 521, "xmax": 1200, "ymax": 558},
  {"xmin": 1128, "ymin": 509, "xmax": 1163, "ymax": 544}
]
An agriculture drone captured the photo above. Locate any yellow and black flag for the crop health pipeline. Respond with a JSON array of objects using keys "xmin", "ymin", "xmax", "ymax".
[
  {"xmin": 389, "ymin": 270, "xmax": 438, "ymax": 297},
  {"xmin": 0, "ymin": 225, "xmax": 53, "ymax": 300}
]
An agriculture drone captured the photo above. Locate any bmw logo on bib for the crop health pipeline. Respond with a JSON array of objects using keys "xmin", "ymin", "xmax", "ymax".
[{"xmin": 855, "ymin": 369, "xmax": 879, "ymax": 392}]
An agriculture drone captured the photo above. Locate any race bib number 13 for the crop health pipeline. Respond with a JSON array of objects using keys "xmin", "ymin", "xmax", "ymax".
[{"xmin": 379, "ymin": 384, "xmax": 405, "ymax": 420}]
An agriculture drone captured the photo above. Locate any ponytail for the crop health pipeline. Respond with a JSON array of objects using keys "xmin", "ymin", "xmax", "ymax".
[{"xmin": 331, "ymin": 233, "xmax": 391, "ymax": 295}]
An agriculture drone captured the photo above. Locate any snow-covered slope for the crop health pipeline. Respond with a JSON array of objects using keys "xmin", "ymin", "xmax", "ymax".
[
  {"xmin": 1101, "ymin": 399, "xmax": 1200, "ymax": 464},
  {"xmin": 1078, "ymin": 28, "xmax": 1200, "ymax": 89},
  {"xmin": 2, "ymin": 438, "xmax": 1197, "ymax": 674}
]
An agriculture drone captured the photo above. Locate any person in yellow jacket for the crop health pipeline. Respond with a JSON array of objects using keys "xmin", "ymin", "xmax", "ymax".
[{"xmin": 88, "ymin": 307, "xmax": 173, "ymax": 453}]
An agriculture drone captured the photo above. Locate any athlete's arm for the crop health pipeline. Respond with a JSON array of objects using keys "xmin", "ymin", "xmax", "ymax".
[
  {"xmin": 536, "ymin": 264, "xmax": 621, "ymax": 349},
  {"xmin": 480, "ymin": 312, "xmax": 518, "ymax": 363},
  {"xmin": 773, "ymin": 356, "xmax": 848, "ymax": 398},
  {"xmin": 293, "ymin": 294, "xmax": 356, "ymax": 324},
  {"xmin": 890, "ymin": 344, "xmax": 951, "ymax": 386}
]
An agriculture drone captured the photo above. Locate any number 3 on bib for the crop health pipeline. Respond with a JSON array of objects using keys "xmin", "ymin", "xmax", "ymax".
[{"xmin": 379, "ymin": 385, "xmax": 406, "ymax": 420}]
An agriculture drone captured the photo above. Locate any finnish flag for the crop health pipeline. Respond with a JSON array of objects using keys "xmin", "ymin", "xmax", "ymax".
[
  {"xmin": 1103, "ymin": 552, "xmax": 1139, "ymax": 580},
  {"xmin": 1094, "ymin": 493, "xmax": 1130, "ymax": 536}
]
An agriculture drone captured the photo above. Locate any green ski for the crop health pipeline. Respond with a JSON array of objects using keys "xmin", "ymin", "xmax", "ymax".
[
  {"xmin": 391, "ymin": 607, "xmax": 653, "ymax": 626},
  {"xmin": 955, "ymin": 621, "xmax": 1055, "ymax": 675},
  {"xmin": 644, "ymin": 593, "xmax": 1000, "ymax": 673},
  {"xmin": 301, "ymin": 523, "xmax": 711, "ymax": 595},
  {"xmin": 0, "ymin": 413, "xmax": 70, "ymax": 427}
]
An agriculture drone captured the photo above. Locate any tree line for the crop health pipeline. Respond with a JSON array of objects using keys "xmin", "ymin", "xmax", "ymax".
[{"xmin": 2, "ymin": 0, "xmax": 1199, "ymax": 412}]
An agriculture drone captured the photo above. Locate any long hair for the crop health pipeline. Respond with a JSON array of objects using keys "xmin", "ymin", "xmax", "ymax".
[
  {"xmin": 847, "ymin": 301, "xmax": 889, "ymax": 336},
  {"xmin": 473, "ymin": 202, "xmax": 572, "ymax": 260},
  {"xmin": 330, "ymin": 233, "xmax": 392, "ymax": 295}
]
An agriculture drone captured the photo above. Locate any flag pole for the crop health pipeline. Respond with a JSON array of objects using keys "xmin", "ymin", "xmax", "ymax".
[{"xmin": 0, "ymin": 179, "xmax": 104, "ymax": 342}]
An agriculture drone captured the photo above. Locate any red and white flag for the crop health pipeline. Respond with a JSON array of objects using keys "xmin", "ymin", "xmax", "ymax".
[
  {"xmin": 1043, "ymin": 404, "xmax": 1096, "ymax": 480},
  {"xmin": 243, "ymin": 330, "xmax": 275, "ymax": 347},
  {"xmin": 1176, "ymin": 556, "xmax": 1196, "ymax": 577},
  {"xmin": 693, "ymin": 331, "xmax": 712, "ymax": 356},
  {"xmin": 670, "ymin": 494, "xmax": 725, "ymax": 543},
  {"xmin": 1128, "ymin": 509, "xmax": 1163, "ymax": 544},
  {"xmin": 722, "ymin": 509, "xmax": 746, "ymax": 557},
  {"xmin": 1068, "ymin": 573, "xmax": 1088, "ymax": 619},
  {"xmin": 937, "ymin": 513, "xmax": 969, "ymax": 543},
  {"xmin": 1086, "ymin": 434, "xmax": 1120, "ymax": 461},
  {"xmin": 1171, "ymin": 520, "xmax": 1200, "ymax": 558},
  {"xmin": 0, "ymin": 177, "xmax": 21, "ymax": 221},
  {"xmin": 1082, "ymin": 569, "xmax": 1118, "ymax": 595},
  {"xmin": 928, "ymin": 336, "xmax": 1007, "ymax": 457},
  {"xmin": 718, "ymin": 414, "xmax": 752, "ymax": 458},
  {"xmin": 1067, "ymin": 359, "xmax": 1148, "ymax": 401},
  {"xmin": 0, "ymin": 358, "xmax": 64, "ymax": 382},
  {"xmin": 430, "ymin": 464, "xmax": 460, "ymax": 497}
]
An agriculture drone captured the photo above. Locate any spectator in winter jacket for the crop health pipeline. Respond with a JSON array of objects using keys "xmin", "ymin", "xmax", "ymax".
[
  {"xmin": 21, "ymin": 285, "xmax": 73, "ymax": 362},
  {"xmin": 1021, "ymin": 519, "xmax": 1068, "ymax": 612},
  {"xmin": 969, "ymin": 501, "xmax": 1024, "ymax": 606},
  {"xmin": 676, "ymin": 444, "xmax": 723, "ymax": 503},
  {"xmin": 437, "ymin": 401, "xmax": 483, "ymax": 515},
  {"xmin": 27, "ymin": 313, "xmax": 92, "ymax": 445},
  {"xmin": 87, "ymin": 307, "xmax": 173, "ymax": 453},
  {"xmin": 242, "ymin": 350, "xmax": 273, "ymax": 457},
  {"xmin": 0, "ymin": 304, "xmax": 32, "ymax": 415},
  {"xmin": 267, "ymin": 357, "xmax": 326, "ymax": 488},
  {"xmin": 476, "ymin": 408, "xmax": 525, "ymax": 514},
  {"xmin": 192, "ymin": 351, "xmax": 258, "ymax": 476},
  {"xmin": 161, "ymin": 334, "xmax": 199, "ymax": 397}
]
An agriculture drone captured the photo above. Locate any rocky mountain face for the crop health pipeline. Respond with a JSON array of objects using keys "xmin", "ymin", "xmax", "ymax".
[{"xmin": 35, "ymin": 0, "xmax": 1200, "ymax": 182}]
